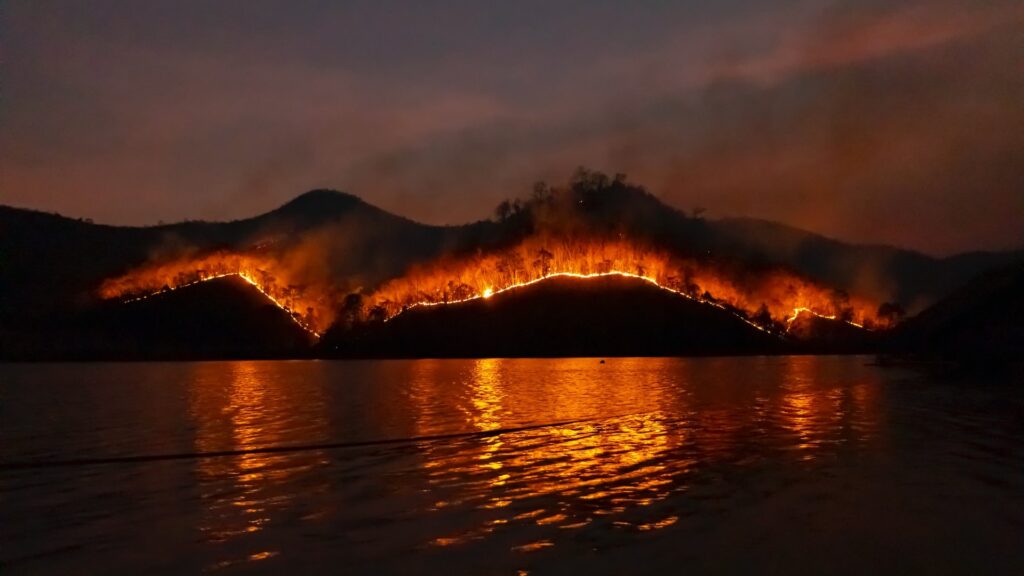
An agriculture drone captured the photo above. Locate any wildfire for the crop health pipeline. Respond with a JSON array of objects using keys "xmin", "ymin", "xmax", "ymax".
[
  {"xmin": 99, "ymin": 251, "xmax": 329, "ymax": 337},
  {"xmin": 389, "ymin": 270, "xmax": 778, "ymax": 334},
  {"xmin": 363, "ymin": 235, "xmax": 888, "ymax": 334},
  {"xmin": 99, "ymin": 235, "xmax": 893, "ymax": 339},
  {"xmin": 785, "ymin": 307, "xmax": 866, "ymax": 330}
]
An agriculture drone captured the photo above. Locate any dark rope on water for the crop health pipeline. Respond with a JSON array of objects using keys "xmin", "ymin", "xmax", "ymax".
[{"xmin": 0, "ymin": 415, "xmax": 611, "ymax": 471}]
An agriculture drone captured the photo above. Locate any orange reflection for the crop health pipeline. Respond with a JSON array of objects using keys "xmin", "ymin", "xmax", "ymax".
[
  {"xmin": 778, "ymin": 356, "xmax": 877, "ymax": 458},
  {"xmin": 403, "ymin": 356, "xmax": 881, "ymax": 551},
  {"xmin": 413, "ymin": 358, "xmax": 685, "ymax": 548},
  {"xmin": 187, "ymin": 361, "xmax": 328, "ymax": 568}
]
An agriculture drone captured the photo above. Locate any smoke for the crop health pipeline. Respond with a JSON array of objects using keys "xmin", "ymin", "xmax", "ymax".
[
  {"xmin": 331, "ymin": 0, "xmax": 1024, "ymax": 254},
  {"xmin": 3, "ymin": 0, "xmax": 1021, "ymax": 254}
]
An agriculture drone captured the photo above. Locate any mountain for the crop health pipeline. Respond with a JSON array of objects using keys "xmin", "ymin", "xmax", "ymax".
[
  {"xmin": 892, "ymin": 259, "xmax": 1024, "ymax": 367},
  {"xmin": 712, "ymin": 218, "xmax": 1019, "ymax": 313},
  {"xmin": 0, "ymin": 191, "xmax": 479, "ymax": 342},
  {"xmin": 322, "ymin": 274, "xmax": 784, "ymax": 358},
  {"xmin": 1, "ymin": 175, "xmax": 1019, "ymax": 360}
]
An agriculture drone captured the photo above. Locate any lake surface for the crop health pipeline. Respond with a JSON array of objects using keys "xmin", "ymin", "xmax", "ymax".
[{"xmin": 2, "ymin": 357, "xmax": 1022, "ymax": 574}]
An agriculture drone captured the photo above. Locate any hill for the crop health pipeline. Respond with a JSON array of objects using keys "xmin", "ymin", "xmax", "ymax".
[
  {"xmin": 0, "ymin": 276, "xmax": 315, "ymax": 360},
  {"xmin": 322, "ymin": 275, "xmax": 786, "ymax": 358},
  {"xmin": 892, "ymin": 259, "xmax": 1024, "ymax": 367},
  {"xmin": 2, "ymin": 171, "xmax": 1020, "ymax": 359},
  {"xmin": 3, "ymin": 183, "xmax": 1014, "ymax": 324},
  {"xmin": 0, "ymin": 190, "xmax": 484, "ymax": 349},
  {"xmin": 713, "ymin": 218, "xmax": 1018, "ymax": 313}
]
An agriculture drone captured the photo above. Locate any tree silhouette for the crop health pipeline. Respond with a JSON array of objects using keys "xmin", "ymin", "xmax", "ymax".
[
  {"xmin": 452, "ymin": 282, "xmax": 474, "ymax": 301},
  {"xmin": 341, "ymin": 293, "xmax": 364, "ymax": 327},
  {"xmin": 367, "ymin": 305, "xmax": 387, "ymax": 324},
  {"xmin": 497, "ymin": 251, "xmax": 526, "ymax": 284},
  {"xmin": 533, "ymin": 248, "xmax": 553, "ymax": 277},
  {"xmin": 531, "ymin": 181, "xmax": 553, "ymax": 204},
  {"xmin": 752, "ymin": 303, "xmax": 772, "ymax": 327},
  {"xmin": 494, "ymin": 200, "xmax": 512, "ymax": 222},
  {"xmin": 831, "ymin": 289, "xmax": 850, "ymax": 317}
]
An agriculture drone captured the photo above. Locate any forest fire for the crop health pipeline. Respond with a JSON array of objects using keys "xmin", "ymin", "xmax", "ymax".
[
  {"xmin": 363, "ymin": 235, "xmax": 890, "ymax": 334},
  {"xmin": 98, "ymin": 252, "xmax": 328, "ymax": 336},
  {"xmin": 100, "ymin": 235, "xmax": 894, "ymax": 339},
  {"xmin": 785, "ymin": 307, "xmax": 865, "ymax": 329}
]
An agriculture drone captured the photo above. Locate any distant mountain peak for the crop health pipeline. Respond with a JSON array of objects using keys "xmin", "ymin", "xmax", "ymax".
[{"xmin": 274, "ymin": 189, "xmax": 363, "ymax": 214}]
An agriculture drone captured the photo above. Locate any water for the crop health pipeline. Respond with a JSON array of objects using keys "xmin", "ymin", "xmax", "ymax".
[{"xmin": 1, "ymin": 357, "xmax": 1022, "ymax": 574}]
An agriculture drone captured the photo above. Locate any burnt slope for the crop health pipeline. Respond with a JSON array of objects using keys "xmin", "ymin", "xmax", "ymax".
[
  {"xmin": 1, "ymin": 276, "xmax": 315, "ymax": 360},
  {"xmin": 323, "ymin": 275, "xmax": 783, "ymax": 358}
]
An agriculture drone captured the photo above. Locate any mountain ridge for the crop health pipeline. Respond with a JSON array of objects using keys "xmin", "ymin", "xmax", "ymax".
[
  {"xmin": 5, "ymin": 187, "xmax": 1015, "ymax": 310},
  {"xmin": 4, "ymin": 190, "xmax": 1014, "ymax": 262},
  {"xmin": 2, "ymin": 178, "xmax": 1021, "ymax": 360}
]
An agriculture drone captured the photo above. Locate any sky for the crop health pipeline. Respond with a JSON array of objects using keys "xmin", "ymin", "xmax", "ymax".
[{"xmin": 2, "ymin": 0, "xmax": 1022, "ymax": 255}]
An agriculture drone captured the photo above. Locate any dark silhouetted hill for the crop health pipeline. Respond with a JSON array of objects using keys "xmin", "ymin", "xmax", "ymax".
[
  {"xmin": 2, "ymin": 173, "xmax": 1019, "ymax": 359},
  {"xmin": 1, "ymin": 276, "xmax": 314, "ymax": 360},
  {"xmin": 0, "ymin": 191, "xmax": 484, "ymax": 350},
  {"xmin": 713, "ymin": 218, "xmax": 1019, "ymax": 314},
  {"xmin": 892, "ymin": 259, "xmax": 1024, "ymax": 367},
  {"xmin": 487, "ymin": 170, "xmax": 1020, "ymax": 313},
  {"xmin": 322, "ymin": 275, "xmax": 785, "ymax": 358},
  {"xmin": 785, "ymin": 311, "xmax": 878, "ymax": 353}
]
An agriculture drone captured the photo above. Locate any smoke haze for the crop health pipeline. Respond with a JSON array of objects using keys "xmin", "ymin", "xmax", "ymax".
[{"xmin": 2, "ymin": 0, "xmax": 1022, "ymax": 254}]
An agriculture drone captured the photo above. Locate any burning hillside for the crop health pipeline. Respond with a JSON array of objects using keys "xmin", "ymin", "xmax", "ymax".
[
  {"xmin": 99, "ymin": 233, "xmax": 894, "ymax": 339},
  {"xmin": 98, "ymin": 251, "xmax": 332, "ymax": 336},
  {"xmin": 96, "ymin": 171, "xmax": 903, "ymax": 344},
  {"xmin": 327, "ymin": 273, "xmax": 786, "ymax": 358},
  {"xmin": 6, "ymin": 173, "xmax": 1016, "ymax": 361},
  {"xmin": 360, "ymin": 235, "xmax": 890, "ymax": 333}
]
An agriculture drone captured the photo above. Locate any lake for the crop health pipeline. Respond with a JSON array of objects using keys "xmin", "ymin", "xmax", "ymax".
[{"xmin": 2, "ymin": 357, "xmax": 1022, "ymax": 574}]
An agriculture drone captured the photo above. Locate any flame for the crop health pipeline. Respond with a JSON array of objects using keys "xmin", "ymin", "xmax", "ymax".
[
  {"xmin": 365, "ymin": 235, "xmax": 887, "ymax": 333},
  {"xmin": 98, "ymin": 251, "xmax": 328, "ymax": 337},
  {"xmin": 98, "ymin": 234, "xmax": 893, "ymax": 338},
  {"xmin": 785, "ymin": 307, "xmax": 865, "ymax": 330}
]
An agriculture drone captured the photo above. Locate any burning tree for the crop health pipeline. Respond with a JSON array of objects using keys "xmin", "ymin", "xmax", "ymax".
[{"xmin": 533, "ymin": 248, "xmax": 553, "ymax": 277}]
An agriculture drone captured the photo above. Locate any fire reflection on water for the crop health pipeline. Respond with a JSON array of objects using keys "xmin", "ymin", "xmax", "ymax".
[
  {"xmin": 406, "ymin": 357, "xmax": 879, "ymax": 551},
  {"xmin": 8, "ymin": 358, "xmax": 1016, "ymax": 575},
  {"xmin": 779, "ymin": 356, "xmax": 882, "ymax": 458},
  {"xmin": 411, "ymin": 358, "xmax": 688, "ymax": 547},
  {"xmin": 178, "ymin": 356, "xmax": 880, "ymax": 566},
  {"xmin": 187, "ymin": 361, "xmax": 329, "ymax": 569}
]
